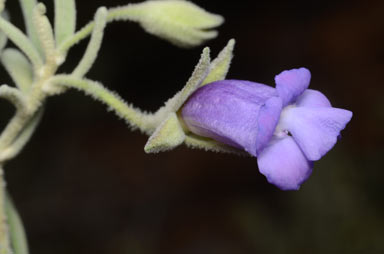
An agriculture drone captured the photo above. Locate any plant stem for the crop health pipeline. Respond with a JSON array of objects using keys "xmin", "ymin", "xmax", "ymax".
[
  {"xmin": 50, "ymin": 75, "xmax": 156, "ymax": 133},
  {"xmin": 0, "ymin": 110, "xmax": 29, "ymax": 152},
  {"xmin": 5, "ymin": 194, "xmax": 29, "ymax": 254},
  {"xmin": 0, "ymin": 62, "xmax": 53, "ymax": 254},
  {"xmin": 0, "ymin": 167, "xmax": 11, "ymax": 254}
]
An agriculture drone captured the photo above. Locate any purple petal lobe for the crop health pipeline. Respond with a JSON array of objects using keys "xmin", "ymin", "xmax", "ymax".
[
  {"xmin": 257, "ymin": 136, "xmax": 313, "ymax": 190},
  {"xmin": 275, "ymin": 68, "xmax": 311, "ymax": 106},
  {"xmin": 255, "ymin": 96, "xmax": 282, "ymax": 155},
  {"xmin": 181, "ymin": 80, "xmax": 278, "ymax": 155},
  {"xmin": 296, "ymin": 89, "xmax": 332, "ymax": 108},
  {"xmin": 280, "ymin": 107, "xmax": 353, "ymax": 161}
]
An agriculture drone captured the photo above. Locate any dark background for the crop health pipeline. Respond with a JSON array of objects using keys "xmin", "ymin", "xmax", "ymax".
[{"xmin": 1, "ymin": 0, "xmax": 384, "ymax": 253}]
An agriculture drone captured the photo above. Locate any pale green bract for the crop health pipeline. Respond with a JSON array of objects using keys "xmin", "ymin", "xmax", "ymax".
[
  {"xmin": 0, "ymin": 0, "xmax": 230, "ymax": 253},
  {"xmin": 144, "ymin": 112, "xmax": 186, "ymax": 153}
]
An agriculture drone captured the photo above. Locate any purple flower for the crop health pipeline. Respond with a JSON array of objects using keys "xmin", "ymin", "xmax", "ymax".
[{"xmin": 181, "ymin": 68, "xmax": 352, "ymax": 190}]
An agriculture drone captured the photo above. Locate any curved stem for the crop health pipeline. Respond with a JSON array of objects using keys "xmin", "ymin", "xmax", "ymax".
[
  {"xmin": 72, "ymin": 7, "xmax": 107, "ymax": 78},
  {"xmin": 0, "ymin": 108, "xmax": 43, "ymax": 162},
  {"xmin": 58, "ymin": 22, "xmax": 93, "ymax": 53},
  {"xmin": 0, "ymin": 86, "xmax": 27, "ymax": 110},
  {"xmin": 58, "ymin": 4, "xmax": 144, "ymax": 53},
  {"xmin": 0, "ymin": 111, "xmax": 30, "ymax": 152},
  {"xmin": 49, "ymin": 75, "xmax": 159, "ymax": 134}
]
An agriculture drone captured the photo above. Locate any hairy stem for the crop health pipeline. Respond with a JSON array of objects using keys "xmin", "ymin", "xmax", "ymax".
[
  {"xmin": 0, "ymin": 167, "xmax": 11, "ymax": 254},
  {"xmin": 0, "ymin": 109, "xmax": 43, "ymax": 162},
  {"xmin": 0, "ymin": 111, "xmax": 30, "ymax": 152},
  {"xmin": 72, "ymin": 7, "xmax": 107, "ymax": 78},
  {"xmin": 58, "ymin": 4, "xmax": 145, "ymax": 53},
  {"xmin": 49, "ymin": 75, "xmax": 160, "ymax": 134}
]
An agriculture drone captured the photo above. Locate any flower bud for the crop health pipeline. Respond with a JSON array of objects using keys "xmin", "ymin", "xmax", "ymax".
[{"xmin": 121, "ymin": 0, "xmax": 224, "ymax": 47}]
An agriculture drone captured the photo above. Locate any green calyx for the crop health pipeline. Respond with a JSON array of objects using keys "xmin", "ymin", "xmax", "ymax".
[{"xmin": 144, "ymin": 39, "xmax": 238, "ymax": 154}]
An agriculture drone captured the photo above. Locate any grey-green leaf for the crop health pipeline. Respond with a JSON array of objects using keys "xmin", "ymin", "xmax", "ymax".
[
  {"xmin": 0, "ymin": 11, "xmax": 9, "ymax": 52},
  {"xmin": 5, "ymin": 194, "xmax": 29, "ymax": 254},
  {"xmin": 0, "ymin": 15, "xmax": 43, "ymax": 69},
  {"xmin": 1, "ymin": 48, "xmax": 33, "ymax": 92},
  {"xmin": 54, "ymin": 0, "xmax": 76, "ymax": 46},
  {"xmin": 18, "ymin": 0, "xmax": 41, "ymax": 55}
]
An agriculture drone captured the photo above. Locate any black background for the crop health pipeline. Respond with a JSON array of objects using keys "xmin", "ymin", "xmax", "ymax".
[{"xmin": 1, "ymin": 0, "xmax": 384, "ymax": 253}]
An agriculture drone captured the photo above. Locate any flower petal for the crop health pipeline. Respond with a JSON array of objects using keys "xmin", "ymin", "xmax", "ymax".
[
  {"xmin": 255, "ymin": 96, "xmax": 282, "ymax": 155},
  {"xmin": 181, "ymin": 80, "xmax": 277, "ymax": 155},
  {"xmin": 275, "ymin": 68, "xmax": 311, "ymax": 106},
  {"xmin": 280, "ymin": 107, "xmax": 353, "ymax": 161},
  {"xmin": 257, "ymin": 136, "xmax": 313, "ymax": 190},
  {"xmin": 296, "ymin": 89, "xmax": 331, "ymax": 108}
]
